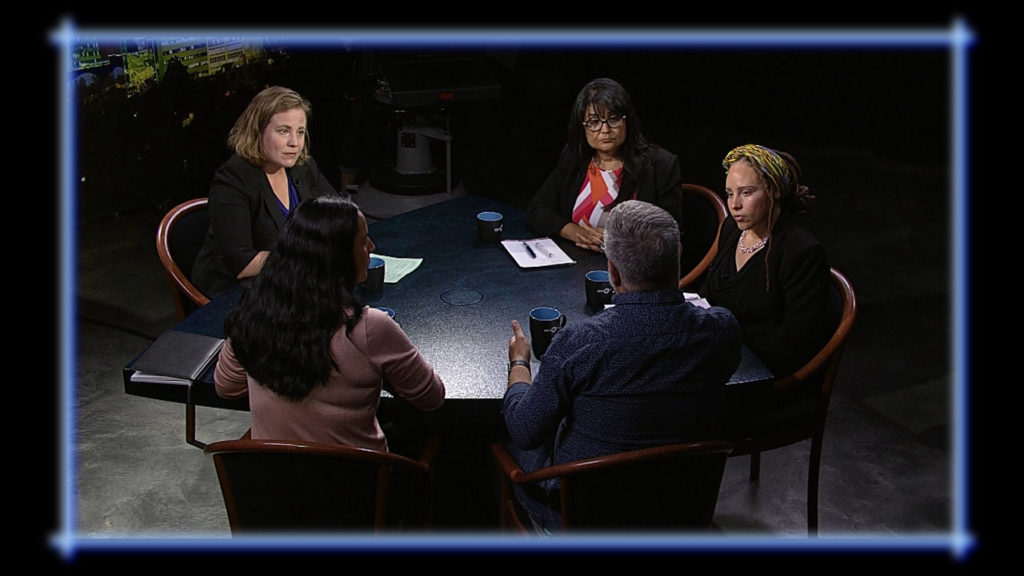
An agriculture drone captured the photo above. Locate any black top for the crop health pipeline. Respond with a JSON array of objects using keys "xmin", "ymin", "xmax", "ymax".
[
  {"xmin": 701, "ymin": 214, "xmax": 832, "ymax": 377},
  {"xmin": 526, "ymin": 144, "xmax": 683, "ymax": 238},
  {"xmin": 192, "ymin": 154, "xmax": 337, "ymax": 298}
]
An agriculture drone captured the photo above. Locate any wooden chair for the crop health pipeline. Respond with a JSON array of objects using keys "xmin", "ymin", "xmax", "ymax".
[
  {"xmin": 204, "ymin": 434, "xmax": 443, "ymax": 533},
  {"xmin": 156, "ymin": 197, "xmax": 211, "ymax": 322},
  {"xmin": 678, "ymin": 183, "xmax": 728, "ymax": 290},
  {"xmin": 490, "ymin": 440, "xmax": 733, "ymax": 533},
  {"xmin": 156, "ymin": 197, "xmax": 212, "ymax": 448},
  {"xmin": 727, "ymin": 266, "xmax": 857, "ymax": 535}
]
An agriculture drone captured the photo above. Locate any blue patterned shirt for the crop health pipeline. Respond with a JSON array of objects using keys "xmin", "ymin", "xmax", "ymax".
[{"xmin": 503, "ymin": 289, "xmax": 741, "ymax": 467}]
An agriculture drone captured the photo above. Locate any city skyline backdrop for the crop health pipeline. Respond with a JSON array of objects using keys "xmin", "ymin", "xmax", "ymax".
[{"xmin": 69, "ymin": 37, "xmax": 266, "ymax": 93}]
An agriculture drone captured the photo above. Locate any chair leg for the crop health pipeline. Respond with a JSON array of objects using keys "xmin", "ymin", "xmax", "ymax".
[
  {"xmin": 497, "ymin": 476, "xmax": 512, "ymax": 531},
  {"xmin": 749, "ymin": 450, "xmax": 761, "ymax": 481},
  {"xmin": 185, "ymin": 403, "xmax": 206, "ymax": 449},
  {"xmin": 425, "ymin": 469, "xmax": 437, "ymax": 528},
  {"xmin": 807, "ymin": 435, "xmax": 823, "ymax": 536}
]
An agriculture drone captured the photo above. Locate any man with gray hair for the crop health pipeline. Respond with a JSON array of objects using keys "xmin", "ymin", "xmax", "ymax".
[{"xmin": 502, "ymin": 199, "xmax": 741, "ymax": 533}]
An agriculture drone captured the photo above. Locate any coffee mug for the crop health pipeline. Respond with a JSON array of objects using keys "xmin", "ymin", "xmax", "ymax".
[
  {"xmin": 362, "ymin": 256, "xmax": 385, "ymax": 294},
  {"xmin": 529, "ymin": 306, "xmax": 567, "ymax": 358},
  {"xmin": 585, "ymin": 269, "xmax": 614, "ymax": 311},
  {"xmin": 476, "ymin": 211, "xmax": 504, "ymax": 243}
]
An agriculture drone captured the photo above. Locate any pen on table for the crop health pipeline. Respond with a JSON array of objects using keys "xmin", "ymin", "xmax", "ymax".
[
  {"xmin": 522, "ymin": 241, "xmax": 537, "ymax": 258},
  {"xmin": 534, "ymin": 242, "xmax": 553, "ymax": 258}
]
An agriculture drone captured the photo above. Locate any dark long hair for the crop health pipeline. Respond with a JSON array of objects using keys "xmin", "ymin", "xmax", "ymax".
[
  {"xmin": 566, "ymin": 77, "xmax": 655, "ymax": 200},
  {"xmin": 223, "ymin": 193, "xmax": 364, "ymax": 400}
]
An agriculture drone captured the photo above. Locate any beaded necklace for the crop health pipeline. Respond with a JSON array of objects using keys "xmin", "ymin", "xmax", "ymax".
[{"xmin": 737, "ymin": 229, "xmax": 769, "ymax": 254}]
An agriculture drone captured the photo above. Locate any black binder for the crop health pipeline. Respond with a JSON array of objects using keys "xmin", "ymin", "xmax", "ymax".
[{"xmin": 130, "ymin": 329, "xmax": 225, "ymax": 385}]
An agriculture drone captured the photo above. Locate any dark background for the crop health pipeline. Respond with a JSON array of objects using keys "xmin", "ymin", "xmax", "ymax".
[
  {"xmin": 72, "ymin": 45, "xmax": 949, "ymax": 221},
  {"xmin": 44, "ymin": 14, "xmax": 994, "ymax": 566}
]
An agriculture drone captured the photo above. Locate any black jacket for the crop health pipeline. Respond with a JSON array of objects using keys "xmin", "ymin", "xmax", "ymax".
[
  {"xmin": 192, "ymin": 154, "xmax": 337, "ymax": 298},
  {"xmin": 701, "ymin": 215, "xmax": 831, "ymax": 377},
  {"xmin": 526, "ymin": 144, "xmax": 683, "ymax": 238}
]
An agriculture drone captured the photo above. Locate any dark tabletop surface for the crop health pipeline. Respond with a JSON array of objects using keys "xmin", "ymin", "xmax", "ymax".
[{"xmin": 126, "ymin": 193, "xmax": 772, "ymax": 407}]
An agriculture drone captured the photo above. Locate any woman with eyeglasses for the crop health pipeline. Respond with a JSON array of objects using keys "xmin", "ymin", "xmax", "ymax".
[{"xmin": 526, "ymin": 77, "xmax": 682, "ymax": 253}]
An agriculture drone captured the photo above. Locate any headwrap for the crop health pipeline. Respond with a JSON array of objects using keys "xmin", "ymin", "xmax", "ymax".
[
  {"xmin": 722, "ymin": 144, "xmax": 814, "ymax": 214},
  {"xmin": 722, "ymin": 144, "xmax": 792, "ymax": 197},
  {"xmin": 721, "ymin": 144, "xmax": 816, "ymax": 292}
]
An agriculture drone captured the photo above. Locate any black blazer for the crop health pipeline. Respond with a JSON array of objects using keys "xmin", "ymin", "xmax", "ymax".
[
  {"xmin": 701, "ymin": 215, "xmax": 831, "ymax": 376},
  {"xmin": 526, "ymin": 144, "xmax": 683, "ymax": 238},
  {"xmin": 192, "ymin": 154, "xmax": 337, "ymax": 298}
]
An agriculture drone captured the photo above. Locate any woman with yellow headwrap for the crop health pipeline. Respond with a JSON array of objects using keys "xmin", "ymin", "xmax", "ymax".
[{"xmin": 700, "ymin": 144, "xmax": 831, "ymax": 379}]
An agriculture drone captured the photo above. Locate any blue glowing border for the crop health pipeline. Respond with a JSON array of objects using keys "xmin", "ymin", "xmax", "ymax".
[{"xmin": 51, "ymin": 19, "xmax": 975, "ymax": 560}]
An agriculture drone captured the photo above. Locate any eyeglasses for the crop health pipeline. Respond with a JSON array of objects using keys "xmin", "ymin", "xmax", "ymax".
[{"xmin": 582, "ymin": 115, "xmax": 626, "ymax": 132}]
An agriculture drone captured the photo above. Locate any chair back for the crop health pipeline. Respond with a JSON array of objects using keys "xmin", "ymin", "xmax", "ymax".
[
  {"xmin": 726, "ymin": 266, "xmax": 857, "ymax": 533},
  {"xmin": 492, "ymin": 440, "xmax": 732, "ymax": 532},
  {"xmin": 775, "ymin": 266, "xmax": 857, "ymax": 399},
  {"xmin": 679, "ymin": 183, "xmax": 728, "ymax": 290},
  {"xmin": 204, "ymin": 436, "xmax": 440, "ymax": 533},
  {"xmin": 156, "ymin": 198, "xmax": 211, "ymax": 320}
]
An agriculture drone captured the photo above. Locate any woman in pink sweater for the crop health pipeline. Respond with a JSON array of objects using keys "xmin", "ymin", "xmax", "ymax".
[{"xmin": 215, "ymin": 193, "xmax": 445, "ymax": 453}]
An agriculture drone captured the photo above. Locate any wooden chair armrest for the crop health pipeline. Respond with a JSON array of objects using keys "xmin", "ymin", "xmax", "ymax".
[
  {"xmin": 490, "ymin": 442, "xmax": 524, "ymax": 479},
  {"xmin": 490, "ymin": 442, "xmax": 566, "ymax": 487},
  {"xmin": 489, "ymin": 442, "xmax": 605, "ymax": 486},
  {"xmin": 492, "ymin": 440, "xmax": 734, "ymax": 485}
]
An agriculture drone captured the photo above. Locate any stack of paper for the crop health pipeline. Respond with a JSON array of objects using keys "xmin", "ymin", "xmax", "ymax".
[{"xmin": 501, "ymin": 238, "xmax": 576, "ymax": 268}]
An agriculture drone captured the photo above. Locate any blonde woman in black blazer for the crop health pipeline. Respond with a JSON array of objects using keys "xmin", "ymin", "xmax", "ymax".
[{"xmin": 193, "ymin": 86, "xmax": 340, "ymax": 298}]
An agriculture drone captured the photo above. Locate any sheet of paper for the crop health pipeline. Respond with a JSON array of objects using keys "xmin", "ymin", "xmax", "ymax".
[
  {"xmin": 501, "ymin": 238, "xmax": 576, "ymax": 269},
  {"xmin": 130, "ymin": 371, "xmax": 191, "ymax": 386},
  {"xmin": 372, "ymin": 253, "xmax": 423, "ymax": 284},
  {"xmin": 684, "ymin": 292, "xmax": 711, "ymax": 309}
]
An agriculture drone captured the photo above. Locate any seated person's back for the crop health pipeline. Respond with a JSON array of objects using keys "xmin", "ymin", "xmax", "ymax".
[
  {"xmin": 502, "ymin": 200, "xmax": 741, "ymax": 532},
  {"xmin": 506, "ymin": 296, "xmax": 740, "ymax": 464},
  {"xmin": 214, "ymin": 194, "xmax": 445, "ymax": 454}
]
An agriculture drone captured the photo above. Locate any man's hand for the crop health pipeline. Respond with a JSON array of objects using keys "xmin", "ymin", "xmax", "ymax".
[{"xmin": 509, "ymin": 319, "xmax": 531, "ymax": 363}]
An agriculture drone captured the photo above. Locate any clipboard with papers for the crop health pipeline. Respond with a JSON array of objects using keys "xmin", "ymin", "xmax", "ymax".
[{"xmin": 501, "ymin": 238, "xmax": 576, "ymax": 269}]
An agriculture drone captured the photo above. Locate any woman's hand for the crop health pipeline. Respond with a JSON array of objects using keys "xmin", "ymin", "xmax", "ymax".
[
  {"xmin": 236, "ymin": 250, "xmax": 270, "ymax": 280},
  {"xmin": 560, "ymin": 221, "xmax": 604, "ymax": 252},
  {"xmin": 575, "ymin": 221, "xmax": 605, "ymax": 252}
]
